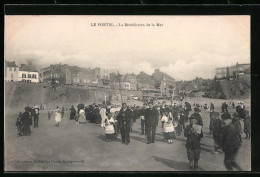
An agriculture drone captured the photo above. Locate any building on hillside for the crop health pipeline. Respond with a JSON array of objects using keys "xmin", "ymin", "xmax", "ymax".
[
  {"xmin": 5, "ymin": 60, "xmax": 19, "ymax": 82},
  {"xmin": 159, "ymin": 80, "xmax": 176, "ymax": 97},
  {"xmin": 69, "ymin": 66, "xmax": 97, "ymax": 85},
  {"xmin": 153, "ymin": 69, "xmax": 175, "ymax": 97},
  {"xmin": 18, "ymin": 70, "xmax": 39, "ymax": 83},
  {"xmin": 42, "ymin": 64, "xmax": 97, "ymax": 85},
  {"xmin": 124, "ymin": 73, "xmax": 137, "ymax": 90},
  {"xmin": 42, "ymin": 63, "xmax": 68, "ymax": 84},
  {"xmin": 19, "ymin": 63, "xmax": 40, "ymax": 83},
  {"xmin": 112, "ymin": 81, "xmax": 131, "ymax": 90},
  {"xmin": 216, "ymin": 63, "xmax": 250, "ymax": 80},
  {"xmin": 94, "ymin": 67, "xmax": 115, "ymax": 80},
  {"xmin": 136, "ymin": 71, "xmax": 154, "ymax": 90}
]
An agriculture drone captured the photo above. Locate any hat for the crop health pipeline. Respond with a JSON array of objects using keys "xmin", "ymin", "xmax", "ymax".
[{"xmin": 194, "ymin": 107, "xmax": 200, "ymax": 112}]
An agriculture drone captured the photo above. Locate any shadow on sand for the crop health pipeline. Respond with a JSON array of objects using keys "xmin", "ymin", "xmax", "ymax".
[{"xmin": 152, "ymin": 156, "xmax": 205, "ymax": 171}]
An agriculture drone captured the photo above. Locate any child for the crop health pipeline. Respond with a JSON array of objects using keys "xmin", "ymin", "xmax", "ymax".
[
  {"xmin": 16, "ymin": 112, "xmax": 23, "ymax": 136},
  {"xmin": 184, "ymin": 116, "xmax": 203, "ymax": 171},
  {"xmin": 211, "ymin": 112, "xmax": 223, "ymax": 154},
  {"xmin": 48, "ymin": 111, "xmax": 51, "ymax": 120},
  {"xmin": 161, "ymin": 112, "xmax": 176, "ymax": 144},
  {"xmin": 243, "ymin": 110, "xmax": 251, "ymax": 139},
  {"xmin": 104, "ymin": 113, "xmax": 115, "ymax": 142},
  {"xmin": 54, "ymin": 109, "xmax": 62, "ymax": 127},
  {"xmin": 74, "ymin": 113, "xmax": 79, "ymax": 125}
]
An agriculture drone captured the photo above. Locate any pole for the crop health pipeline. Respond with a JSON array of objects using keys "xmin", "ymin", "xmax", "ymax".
[
  {"xmin": 95, "ymin": 90, "xmax": 97, "ymax": 102},
  {"xmin": 104, "ymin": 92, "xmax": 107, "ymax": 105},
  {"xmin": 117, "ymin": 71, "xmax": 123, "ymax": 104}
]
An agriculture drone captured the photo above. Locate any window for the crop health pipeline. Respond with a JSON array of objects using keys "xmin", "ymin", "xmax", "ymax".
[
  {"xmin": 28, "ymin": 74, "xmax": 31, "ymax": 78},
  {"xmin": 32, "ymin": 74, "xmax": 37, "ymax": 79},
  {"xmin": 22, "ymin": 73, "xmax": 26, "ymax": 78},
  {"xmin": 14, "ymin": 67, "xmax": 16, "ymax": 71},
  {"xmin": 9, "ymin": 67, "xmax": 12, "ymax": 71}
]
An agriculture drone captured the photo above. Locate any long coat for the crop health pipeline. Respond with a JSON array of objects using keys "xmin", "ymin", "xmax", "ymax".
[
  {"xmin": 117, "ymin": 108, "xmax": 133, "ymax": 128},
  {"xmin": 232, "ymin": 117, "xmax": 243, "ymax": 135},
  {"xmin": 219, "ymin": 123, "xmax": 241, "ymax": 152},
  {"xmin": 21, "ymin": 111, "xmax": 32, "ymax": 135},
  {"xmin": 145, "ymin": 108, "xmax": 159, "ymax": 128},
  {"xmin": 244, "ymin": 115, "xmax": 251, "ymax": 133}
]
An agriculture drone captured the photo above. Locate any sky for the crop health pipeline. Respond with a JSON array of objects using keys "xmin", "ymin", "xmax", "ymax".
[{"xmin": 5, "ymin": 15, "xmax": 250, "ymax": 81}]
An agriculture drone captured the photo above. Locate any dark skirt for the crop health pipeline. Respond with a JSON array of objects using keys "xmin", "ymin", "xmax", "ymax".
[
  {"xmin": 106, "ymin": 134, "xmax": 114, "ymax": 140},
  {"xmin": 164, "ymin": 132, "xmax": 175, "ymax": 140}
]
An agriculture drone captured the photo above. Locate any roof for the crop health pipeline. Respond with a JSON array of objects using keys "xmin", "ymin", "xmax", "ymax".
[
  {"xmin": 5, "ymin": 61, "xmax": 17, "ymax": 67},
  {"xmin": 19, "ymin": 65, "xmax": 38, "ymax": 72}
]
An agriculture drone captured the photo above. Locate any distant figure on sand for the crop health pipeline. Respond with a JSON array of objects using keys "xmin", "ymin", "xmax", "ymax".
[{"xmin": 54, "ymin": 109, "xmax": 62, "ymax": 127}]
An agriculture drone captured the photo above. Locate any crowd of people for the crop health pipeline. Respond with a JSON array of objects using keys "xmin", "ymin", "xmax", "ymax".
[
  {"xmin": 15, "ymin": 106, "xmax": 40, "ymax": 136},
  {"xmin": 15, "ymin": 99, "xmax": 250, "ymax": 171}
]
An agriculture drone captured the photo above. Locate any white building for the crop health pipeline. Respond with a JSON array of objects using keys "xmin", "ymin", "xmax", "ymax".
[
  {"xmin": 5, "ymin": 60, "xmax": 19, "ymax": 82},
  {"xmin": 18, "ymin": 71, "xmax": 39, "ymax": 83}
]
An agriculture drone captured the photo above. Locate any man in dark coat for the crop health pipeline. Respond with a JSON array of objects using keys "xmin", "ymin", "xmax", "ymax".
[
  {"xmin": 232, "ymin": 112, "xmax": 243, "ymax": 143},
  {"xmin": 219, "ymin": 112, "xmax": 242, "ymax": 171},
  {"xmin": 211, "ymin": 112, "xmax": 224, "ymax": 154},
  {"xmin": 20, "ymin": 107, "xmax": 33, "ymax": 136},
  {"xmin": 221, "ymin": 108, "xmax": 231, "ymax": 121},
  {"xmin": 243, "ymin": 110, "xmax": 251, "ymax": 139},
  {"xmin": 32, "ymin": 106, "xmax": 40, "ymax": 128},
  {"xmin": 139, "ymin": 104, "xmax": 147, "ymax": 135},
  {"xmin": 16, "ymin": 112, "xmax": 23, "ymax": 136},
  {"xmin": 184, "ymin": 115, "xmax": 203, "ymax": 171},
  {"xmin": 117, "ymin": 103, "xmax": 133, "ymax": 145},
  {"xmin": 70, "ymin": 105, "xmax": 76, "ymax": 120},
  {"xmin": 189, "ymin": 107, "xmax": 203, "ymax": 126},
  {"xmin": 236, "ymin": 101, "xmax": 246, "ymax": 120},
  {"xmin": 176, "ymin": 109, "xmax": 185, "ymax": 136},
  {"xmin": 145, "ymin": 102, "xmax": 159, "ymax": 144}
]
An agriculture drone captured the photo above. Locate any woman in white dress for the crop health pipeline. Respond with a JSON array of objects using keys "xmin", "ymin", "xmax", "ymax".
[
  {"xmin": 78, "ymin": 108, "xmax": 87, "ymax": 123},
  {"xmin": 161, "ymin": 111, "xmax": 177, "ymax": 144},
  {"xmin": 104, "ymin": 113, "xmax": 115, "ymax": 142},
  {"xmin": 54, "ymin": 109, "xmax": 62, "ymax": 127}
]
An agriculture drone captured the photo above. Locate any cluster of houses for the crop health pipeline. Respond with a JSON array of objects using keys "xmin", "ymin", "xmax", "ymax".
[
  {"xmin": 5, "ymin": 60, "xmax": 250, "ymax": 99},
  {"xmin": 4, "ymin": 60, "xmax": 176, "ymax": 98},
  {"xmin": 215, "ymin": 63, "xmax": 250, "ymax": 80}
]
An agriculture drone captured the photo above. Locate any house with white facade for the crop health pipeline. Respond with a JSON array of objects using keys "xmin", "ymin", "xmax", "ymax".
[
  {"xmin": 18, "ymin": 71, "xmax": 39, "ymax": 83},
  {"xmin": 5, "ymin": 60, "xmax": 19, "ymax": 82}
]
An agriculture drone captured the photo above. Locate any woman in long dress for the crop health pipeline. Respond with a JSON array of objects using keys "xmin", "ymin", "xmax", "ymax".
[
  {"xmin": 161, "ymin": 111, "xmax": 177, "ymax": 144},
  {"xmin": 54, "ymin": 109, "xmax": 62, "ymax": 127},
  {"xmin": 78, "ymin": 108, "xmax": 87, "ymax": 123},
  {"xmin": 104, "ymin": 113, "xmax": 115, "ymax": 142}
]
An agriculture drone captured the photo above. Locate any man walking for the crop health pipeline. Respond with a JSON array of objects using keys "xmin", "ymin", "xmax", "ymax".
[
  {"xmin": 117, "ymin": 103, "xmax": 133, "ymax": 145},
  {"xmin": 139, "ymin": 103, "xmax": 147, "ymax": 135},
  {"xmin": 32, "ymin": 106, "xmax": 40, "ymax": 128},
  {"xmin": 145, "ymin": 102, "xmax": 159, "ymax": 144},
  {"xmin": 219, "ymin": 112, "xmax": 242, "ymax": 171}
]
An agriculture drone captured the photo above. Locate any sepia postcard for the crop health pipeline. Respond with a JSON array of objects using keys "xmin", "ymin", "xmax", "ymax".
[{"xmin": 4, "ymin": 15, "xmax": 251, "ymax": 171}]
